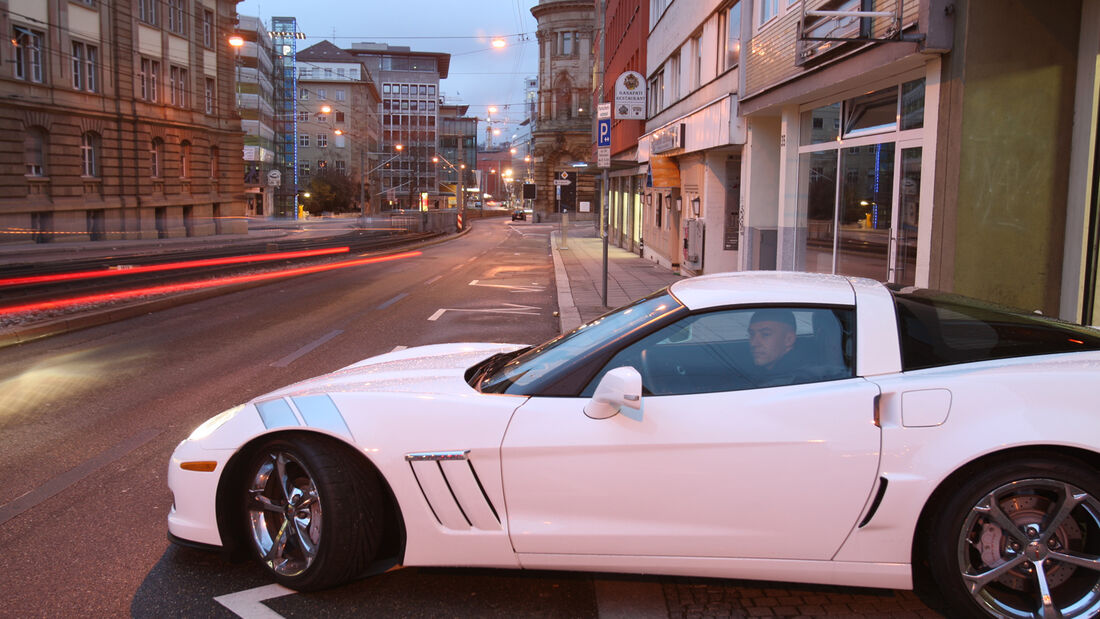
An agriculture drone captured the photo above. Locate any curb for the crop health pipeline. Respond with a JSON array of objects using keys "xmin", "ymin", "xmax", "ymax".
[
  {"xmin": 0, "ymin": 226, "xmax": 473, "ymax": 349},
  {"xmin": 550, "ymin": 230, "xmax": 583, "ymax": 334}
]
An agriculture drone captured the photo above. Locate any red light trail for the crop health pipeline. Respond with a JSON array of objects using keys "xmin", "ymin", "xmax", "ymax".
[
  {"xmin": 0, "ymin": 246, "xmax": 351, "ymax": 288},
  {"xmin": 0, "ymin": 250, "xmax": 421, "ymax": 316}
]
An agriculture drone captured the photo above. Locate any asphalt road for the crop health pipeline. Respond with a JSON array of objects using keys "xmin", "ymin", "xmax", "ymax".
[
  {"xmin": 0, "ymin": 218, "xmax": 943, "ymax": 618},
  {"xmin": 0, "ymin": 219, "xmax": 566, "ymax": 616}
]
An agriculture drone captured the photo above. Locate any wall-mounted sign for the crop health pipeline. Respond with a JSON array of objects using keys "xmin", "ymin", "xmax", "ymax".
[
  {"xmin": 614, "ymin": 71, "xmax": 646, "ymax": 120},
  {"xmin": 652, "ymin": 123, "xmax": 685, "ymax": 154},
  {"xmin": 266, "ymin": 169, "xmax": 282, "ymax": 187}
]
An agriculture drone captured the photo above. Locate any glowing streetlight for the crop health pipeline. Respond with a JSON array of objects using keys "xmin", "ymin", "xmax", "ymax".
[
  {"xmin": 320, "ymin": 104, "xmax": 331, "ymax": 114},
  {"xmin": 228, "ymin": 35, "xmax": 244, "ymax": 48},
  {"xmin": 491, "ymin": 38, "xmax": 506, "ymax": 49}
]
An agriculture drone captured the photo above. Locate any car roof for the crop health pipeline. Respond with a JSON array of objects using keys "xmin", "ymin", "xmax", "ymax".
[{"xmin": 668, "ymin": 271, "xmax": 863, "ymax": 311}]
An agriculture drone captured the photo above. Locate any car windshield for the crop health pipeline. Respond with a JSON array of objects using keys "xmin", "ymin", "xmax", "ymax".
[{"xmin": 476, "ymin": 290, "xmax": 683, "ymax": 395}]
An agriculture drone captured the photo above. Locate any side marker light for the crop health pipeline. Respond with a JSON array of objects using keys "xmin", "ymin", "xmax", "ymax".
[{"xmin": 180, "ymin": 461, "xmax": 218, "ymax": 472}]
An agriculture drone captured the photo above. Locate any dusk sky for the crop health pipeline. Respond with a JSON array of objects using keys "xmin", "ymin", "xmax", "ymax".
[{"xmin": 237, "ymin": 0, "xmax": 540, "ymax": 143}]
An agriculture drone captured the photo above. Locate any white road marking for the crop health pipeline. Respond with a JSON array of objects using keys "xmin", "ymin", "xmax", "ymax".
[
  {"xmin": 270, "ymin": 330, "xmax": 343, "ymax": 367},
  {"xmin": 425, "ymin": 275, "xmax": 443, "ymax": 285},
  {"xmin": 377, "ymin": 292, "xmax": 407, "ymax": 310},
  {"xmin": 214, "ymin": 583, "xmax": 295, "ymax": 618},
  {"xmin": 428, "ymin": 303, "xmax": 541, "ymax": 321},
  {"xmin": 468, "ymin": 279, "xmax": 544, "ymax": 293},
  {"xmin": 391, "ymin": 345, "xmax": 408, "ymax": 352}
]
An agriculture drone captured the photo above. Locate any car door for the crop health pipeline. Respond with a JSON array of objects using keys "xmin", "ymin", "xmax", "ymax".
[{"xmin": 500, "ymin": 305, "xmax": 882, "ymax": 561}]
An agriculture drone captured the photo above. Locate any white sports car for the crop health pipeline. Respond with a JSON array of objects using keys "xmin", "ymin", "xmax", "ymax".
[{"xmin": 168, "ymin": 272, "xmax": 1100, "ymax": 618}]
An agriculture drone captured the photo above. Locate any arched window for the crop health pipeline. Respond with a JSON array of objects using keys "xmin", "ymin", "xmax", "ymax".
[
  {"xmin": 179, "ymin": 140, "xmax": 191, "ymax": 178},
  {"xmin": 150, "ymin": 138, "xmax": 164, "ymax": 177},
  {"xmin": 24, "ymin": 126, "xmax": 47, "ymax": 176},
  {"xmin": 554, "ymin": 76, "xmax": 573, "ymax": 120},
  {"xmin": 210, "ymin": 145, "xmax": 219, "ymax": 178},
  {"xmin": 80, "ymin": 132, "xmax": 101, "ymax": 177}
]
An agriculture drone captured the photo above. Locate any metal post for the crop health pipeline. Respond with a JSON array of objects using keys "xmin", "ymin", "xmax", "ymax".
[
  {"xmin": 359, "ymin": 147, "xmax": 366, "ymax": 220},
  {"xmin": 602, "ymin": 168, "xmax": 609, "ymax": 307}
]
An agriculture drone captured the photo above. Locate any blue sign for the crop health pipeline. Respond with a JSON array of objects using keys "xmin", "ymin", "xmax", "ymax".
[{"xmin": 597, "ymin": 119, "xmax": 611, "ymax": 147}]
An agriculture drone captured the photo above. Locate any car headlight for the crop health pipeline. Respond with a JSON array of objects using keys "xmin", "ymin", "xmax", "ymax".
[{"xmin": 188, "ymin": 405, "xmax": 244, "ymax": 441}]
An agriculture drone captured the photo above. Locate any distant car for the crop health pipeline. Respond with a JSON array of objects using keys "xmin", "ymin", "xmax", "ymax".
[
  {"xmin": 168, "ymin": 272, "xmax": 1100, "ymax": 618},
  {"xmin": 511, "ymin": 209, "xmax": 526, "ymax": 221}
]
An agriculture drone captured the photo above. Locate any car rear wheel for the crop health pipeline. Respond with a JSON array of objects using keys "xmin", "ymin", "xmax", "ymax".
[
  {"xmin": 928, "ymin": 457, "xmax": 1100, "ymax": 618},
  {"xmin": 242, "ymin": 435, "xmax": 382, "ymax": 591}
]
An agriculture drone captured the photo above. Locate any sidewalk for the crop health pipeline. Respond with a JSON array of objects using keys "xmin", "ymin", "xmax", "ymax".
[{"xmin": 549, "ymin": 224, "xmax": 684, "ymax": 332}]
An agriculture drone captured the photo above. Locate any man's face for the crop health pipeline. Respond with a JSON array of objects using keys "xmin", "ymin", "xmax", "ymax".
[{"xmin": 749, "ymin": 320, "xmax": 796, "ymax": 368}]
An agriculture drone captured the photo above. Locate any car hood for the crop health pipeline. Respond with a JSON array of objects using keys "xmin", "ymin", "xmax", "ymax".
[{"xmin": 259, "ymin": 342, "xmax": 526, "ymax": 399}]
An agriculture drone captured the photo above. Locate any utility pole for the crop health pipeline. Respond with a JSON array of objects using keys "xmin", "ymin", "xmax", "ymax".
[{"xmin": 598, "ymin": 0, "xmax": 609, "ymax": 307}]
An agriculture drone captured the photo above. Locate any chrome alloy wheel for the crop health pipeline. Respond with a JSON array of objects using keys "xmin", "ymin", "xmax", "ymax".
[
  {"xmin": 957, "ymin": 478, "xmax": 1100, "ymax": 618},
  {"xmin": 246, "ymin": 450, "xmax": 323, "ymax": 577}
]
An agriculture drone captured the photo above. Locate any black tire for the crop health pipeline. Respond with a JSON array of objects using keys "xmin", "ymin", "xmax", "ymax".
[
  {"xmin": 926, "ymin": 456, "xmax": 1100, "ymax": 618},
  {"xmin": 241, "ymin": 435, "xmax": 383, "ymax": 591}
]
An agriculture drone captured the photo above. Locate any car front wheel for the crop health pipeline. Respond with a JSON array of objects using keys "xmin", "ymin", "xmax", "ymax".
[
  {"xmin": 242, "ymin": 435, "xmax": 382, "ymax": 591},
  {"xmin": 928, "ymin": 457, "xmax": 1100, "ymax": 618}
]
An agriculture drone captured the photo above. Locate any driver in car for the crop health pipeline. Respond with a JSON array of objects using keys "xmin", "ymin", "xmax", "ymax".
[{"xmin": 748, "ymin": 308, "xmax": 800, "ymax": 382}]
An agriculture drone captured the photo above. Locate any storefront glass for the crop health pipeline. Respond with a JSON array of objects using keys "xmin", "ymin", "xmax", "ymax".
[{"xmin": 836, "ymin": 144, "xmax": 894, "ymax": 280}]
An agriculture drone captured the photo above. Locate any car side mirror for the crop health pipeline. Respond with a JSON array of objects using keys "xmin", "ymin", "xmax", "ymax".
[{"xmin": 584, "ymin": 367, "xmax": 642, "ymax": 419}]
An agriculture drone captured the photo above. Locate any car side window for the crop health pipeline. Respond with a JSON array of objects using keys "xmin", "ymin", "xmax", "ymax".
[{"xmin": 582, "ymin": 306, "xmax": 856, "ymax": 397}]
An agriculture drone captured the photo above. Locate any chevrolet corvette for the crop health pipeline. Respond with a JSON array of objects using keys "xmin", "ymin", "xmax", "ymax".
[{"xmin": 168, "ymin": 272, "xmax": 1100, "ymax": 618}]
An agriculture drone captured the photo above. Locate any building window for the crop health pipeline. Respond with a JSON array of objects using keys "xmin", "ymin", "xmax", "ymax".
[
  {"xmin": 167, "ymin": 0, "xmax": 185, "ymax": 34},
  {"xmin": 757, "ymin": 0, "xmax": 779, "ymax": 26},
  {"xmin": 81, "ymin": 132, "xmax": 100, "ymax": 177},
  {"xmin": 349, "ymin": 68, "xmax": 359, "ymax": 79},
  {"xmin": 317, "ymin": 113, "xmax": 328, "ymax": 123},
  {"xmin": 336, "ymin": 68, "xmax": 345, "ymax": 78},
  {"xmin": 383, "ymin": 84, "xmax": 391, "ymax": 94},
  {"xmin": 724, "ymin": 3, "xmax": 742, "ymax": 70},
  {"xmin": 210, "ymin": 145, "xmax": 220, "ymax": 178},
  {"xmin": 205, "ymin": 78, "xmax": 215, "ymax": 113},
  {"xmin": 300, "ymin": 162, "xmax": 310, "ymax": 177},
  {"xmin": 179, "ymin": 140, "xmax": 191, "ymax": 177},
  {"xmin": 335, "ymin": 160, "xmax": 345, "ymax": 173},
  {"xmin": 559, "ymin": 31, "xmax": 575, "ymax": 56},
  {"xmin": 317, "ymin": 160, "xmax": 327, "ymax": 169},
  {"xmin": 299, "ymin": 67, "xmax": 312, "ymax": 79},
  {"xmin": 138, "ymin": 0, "xmax": 156, "ymax": 24},
  {"xmin": 335, "ymin": 89, "xmax": 345, "ymax": 101},
  {"xmin": 691, "ymin": 34, "xmax": 702, "ymax": 90},
  {"xmin": 298, "ymin": 110, "xmax": 308, "ymax": 122},
  {"xmin": 169, "ymin": 66, "xmax": 188, "ymax": 107},
  {"xmin": 317, "ymin": 133, "xmax": 328, "ymax": 148},
  {"xmin": 668, "ymin": 53, "xmax": 680, "ymax": 102},
  {"xmin": 324, "ymin": 67, "xmax": 333, "ymax": 78},
  {"xmin": 335, "ymin": 111, "xmax": 345, "ymax": 123},
  {"xmin": 24, "ymin": 127, "xmax": 47, "ymax": 176},
  {"xmin": 13, "ymin": 27, "xmax": 44, "ymax": 83},
  {"xmin": 151, "ymin": 138, "xmax": 164, "ymax": 177},
  {"xmin": 428, "ymin": 85, "xmax": 436, "ymax": 95},
  {"xmin": 139, "ymin": 58, "xmax": 160, "ymax": 102},
  {"xmin": 317, "ymin": 88, "xmax": 327, "ymax": 99},
  {"xmin": 299, "ymin": 134, "xmax": 310, "ymax": 147},
  {"xmin": 299, "ymin": 88, "xmax": 309, "ymax": 100},
  {"xmin": 72, "ymin": 42, "xmax": 99, "ymax": 92},
  {"xmin": 203, "ymin": 10, "xmax": 214, "ymax": 47}
]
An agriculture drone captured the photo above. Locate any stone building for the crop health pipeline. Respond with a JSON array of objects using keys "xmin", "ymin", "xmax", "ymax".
[
  {"xmin": 1, "ymin": 0, "xmax": 245, "ymax": 243},
  {"xmin": 530, "ymin": 0, "xmax": 597, "ymax": 220},
  {"xmin": 346, "ymin": 43, "xmax": 450, "ymax": 211},
  {"xmin": 295, "ymin": 41, "xmax": 382, "ymax": 214}
]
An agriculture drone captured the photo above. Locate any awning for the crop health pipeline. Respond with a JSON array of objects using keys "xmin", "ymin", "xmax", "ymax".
[{"xmin": 648, "ymin": 155, "xmax": 681, "ymax": 188}]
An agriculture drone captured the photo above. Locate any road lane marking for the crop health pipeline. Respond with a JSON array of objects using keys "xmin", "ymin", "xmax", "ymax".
[
  {"xmin": 0, "ymin": 427, "xmax": 162, "ymax": 526},
  {"xmin": 428, "ymin": 303, "xmax": 540, "ymax": 321},
  {"xmin": 270, "ymin": 330, "xmax": 343, "ymax": 367},
  {"xmin": 377, "ymin": 292, "xmax": 408, "ymax": 310},
  {"xmin": 214, "ymin": 584, "xmax": 294, "ymax": 618},
  {"xmin": 469, "ymin": 279, "xmax": 544, "ymax": 293},
  {"xmin": 425, "ymin": 275, "xmax": 443, "ymax": 285}
]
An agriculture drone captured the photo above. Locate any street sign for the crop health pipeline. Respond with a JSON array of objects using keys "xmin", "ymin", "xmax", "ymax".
[
  {"xmin": 614, "ymin": 71, "xmax": 646, "ymax": 119},
  {"xmin": 597, "ymin": 118, "xmax": 611, "ymax": 147},
  {"xmin": 553, "ymin": 179, "xmax": 572, "ymax": 186},
  {"xmin": 598, "ymin": 148, "xmax": 616, "ymax": 169},
  {"xmin": 598, "ymin": 147, "xmax": 610, "ymax": 169},
  {"xmin": 597, "ymin": 102, "xmax": 611, "ymax": 119}
]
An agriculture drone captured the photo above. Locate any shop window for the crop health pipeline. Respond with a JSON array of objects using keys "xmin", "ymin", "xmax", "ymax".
[
  {"xmin": 901, "ymin": 79, "xmax": 926, "ymax": 130},
  {"xmin": 843, "ymin": 87, "xmax": 897, "ymax": 138},
  {"xmin": 800, "ymin": 103, "xmax": 840, "ymax": 145}
]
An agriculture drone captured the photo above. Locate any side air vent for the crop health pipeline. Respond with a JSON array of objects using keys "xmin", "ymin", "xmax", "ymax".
[
  {"xmin": 858, "ymin": 476, "xmax": 889, "ymax": 528},
  {"xmin": 405, "ymin": 451, "xmax": 501, "ymax": 531}
]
